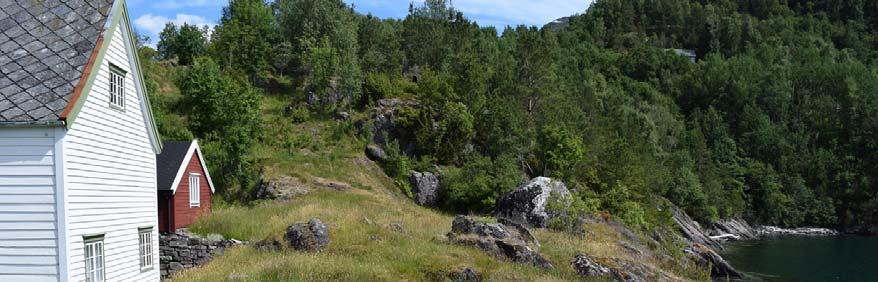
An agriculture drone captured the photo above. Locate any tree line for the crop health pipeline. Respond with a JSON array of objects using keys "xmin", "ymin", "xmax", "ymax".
[{"xmin": 142, "ymin": 0, "xmax": 878, "ymax": 231}]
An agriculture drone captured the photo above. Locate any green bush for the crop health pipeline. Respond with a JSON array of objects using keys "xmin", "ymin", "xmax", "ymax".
[
  {"xmin": 536, "ymin": 125, "xmax": 584, "ymax": 179},
  {"xmin": 443, "ymin": 154, "xmax": 524, "ymax": 213}
]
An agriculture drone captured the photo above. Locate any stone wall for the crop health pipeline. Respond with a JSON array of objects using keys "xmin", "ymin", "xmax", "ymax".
[{"xmin": 159, "ymin": 231, "xmax": 240, "ymax": 280}]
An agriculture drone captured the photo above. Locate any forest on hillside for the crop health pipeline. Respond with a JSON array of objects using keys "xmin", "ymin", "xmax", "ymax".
[{"xmin": 140, "ymin": 0, "xmax": 878, "ymax": 232}]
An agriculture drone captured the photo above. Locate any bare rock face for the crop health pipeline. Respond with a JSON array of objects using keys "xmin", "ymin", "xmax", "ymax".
[
  {"xmin": 571, "ymin": 254, "xmax": 653, "ymax": 282},
  {"xmin": 710, "ymin": 219, "xmax": 758, "ymax": 240},
  {"xmin": 670, "ymin": 205, "xmax": 722, "ymax": 250},
  {"xmin": 572, "ymin": 254, "xmax": 615, "ymax": 278},
  {"xmin": 285, "ymin": 218, "xmax": 330, "ymax": 252},
  {"xmin": 447, "ymin": 215, "xmax": 553, "ymax": 269},
  {"xmin": 255, "ymin": 176, "xmax": 310, "ymax": 200},
  {"xmin": 495, "ymin": 177, "xmax": 571, "ymax": 228},
  {"xmin": 410, "ymin": 171, "xmax": 440, "ymax": 206},
  {"xmin": 684, "ymin": 243, "xmax": 743, "ymax": 280}
]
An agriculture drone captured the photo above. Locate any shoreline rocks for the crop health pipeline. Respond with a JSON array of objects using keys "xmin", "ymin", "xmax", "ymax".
[
  {"xmin": 670, "ymin": 205, "xmax": 722, "ymax": 250},
  {"xmin": 495, "ymin": 177, "xmax": 571, "ymax": 228},
  {"xmin": 757, "ymin": 226, "xmax": 839, "ymax": 236},
  {"xmin": 684, "ymin": 244, "xmax": 744, "ymax": 280}
]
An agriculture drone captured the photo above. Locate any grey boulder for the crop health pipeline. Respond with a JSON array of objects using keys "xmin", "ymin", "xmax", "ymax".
[
  {"xmin": 410, "ymin": 171, "xmax": 440, "ymax": 206},
  {"xmin": 495, "ymin": 177, "xmax": 571, "ymax": 228},
  {"xmin": 285, "ymin": 218, "xmax": 330, "ymax": 252}
]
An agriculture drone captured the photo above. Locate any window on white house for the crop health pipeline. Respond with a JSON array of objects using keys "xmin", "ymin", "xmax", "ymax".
[
  {"xmin": 109, "ymin": 65, "xmax": 126, "ymax": 109},
  {"xmin": 138, "ymin": 228, "xmax": 154, "ymax": 271},
  {"xmin": 84, "ymin": 236, "xmax": 105, "ymax": 282},
  {"xmin": 189, "ymin": 173, "xmax": 200, "ymax": 207}
]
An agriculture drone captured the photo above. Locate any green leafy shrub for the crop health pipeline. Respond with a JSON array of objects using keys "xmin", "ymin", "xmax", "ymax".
[
  {"xmin": 536, "ymin": 125, "xmax": 584, "ymax": 179},
  {"xmin": 442, "ymin": 154, "xmax": 524, "ymax": 213}
]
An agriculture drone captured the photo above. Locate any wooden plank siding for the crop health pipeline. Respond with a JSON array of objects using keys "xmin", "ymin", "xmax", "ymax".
[
  {"xmin": 61, "ymin": 21, "xmax": 159, "ymax": 282},
  {"xmin": 169, "ymin": 151, "xmax": 212, "ymax": 232},
  {"xmin": 0, "ymin": 127, "xmax": 59, "ymax": 282}
]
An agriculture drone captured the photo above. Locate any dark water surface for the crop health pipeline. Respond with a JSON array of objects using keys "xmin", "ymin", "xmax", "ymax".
[{"xmin": 721, "ymin": 236, "xmax": 878, "ymax": 282}]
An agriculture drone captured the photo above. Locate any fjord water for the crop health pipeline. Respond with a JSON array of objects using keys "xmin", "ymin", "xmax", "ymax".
[{"xmin": 721, "ymin": 236, "xmax": 877, "ymax": 281}]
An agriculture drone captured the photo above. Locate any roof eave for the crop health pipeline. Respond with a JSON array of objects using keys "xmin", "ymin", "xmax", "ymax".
[{"xmin": 0, "ymin": 121, "xmax": 66, "ymax": 128}]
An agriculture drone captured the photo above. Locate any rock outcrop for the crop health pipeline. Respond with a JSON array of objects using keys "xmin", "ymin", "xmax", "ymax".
[
  {"xmin": 285, "ymin": 218, "xmax": 330, "ymax": 252},
  {"xmin": 684, "ymin": 244, "xmax": 744, "ymax": 280},
  {"xmin": 447, "ymin": 215, "xmax": 553, "ymax": 269},
  {"xmin": 255, "ymin": 175, "xmax": 310, "ymax": 200},
  {"xmin": 410, "ymin": 171, "xmax": 440, "ymax": 206},
  {"xmin": 495, "ymin": 177, "xmax": 571, "ymax": 228},
  {"xmin": 670, "ymin": 205, "xmax": 722, "ymax": 250},
  {"xmin": 709, "ymin": 219, "xmax": 758, "ymax": 241},
  {"xmin": 450, "ymin": 267, "xmax": 481, "ymax": 282},
  {"xmin": 572, "ymin": 254, "xmax": 679, "ymax": 282},
  {"xmin": 358, "ymin": 98, "xmax": 419, "ymax": 147},
  {"xmin": 571, "ymin": 254, "xmax": 617, "ymax": 279}
]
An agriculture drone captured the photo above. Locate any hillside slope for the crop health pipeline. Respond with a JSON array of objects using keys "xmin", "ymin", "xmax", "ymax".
[{"xmin": 167, "ymin": 93, "xmax": 706, "ymax": 281}]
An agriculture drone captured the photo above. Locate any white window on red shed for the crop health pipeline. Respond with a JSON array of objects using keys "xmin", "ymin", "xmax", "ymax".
[
  {"xmin": 108, "ymin": 64, "xmax": 126, "ymax": 109},
  {"xmin": 189, "ymin": 173, "xmax": 201, "ymax": 207}
]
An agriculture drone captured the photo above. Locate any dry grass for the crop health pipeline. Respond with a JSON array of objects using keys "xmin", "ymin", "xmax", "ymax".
[{"xmin": 181, "ymin": 150, "xmax": 703, "ymax": 281}]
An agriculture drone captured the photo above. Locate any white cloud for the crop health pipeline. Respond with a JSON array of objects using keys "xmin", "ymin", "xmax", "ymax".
[
  {"xmin": 346, "ymin": 0, "xmax": 593, "ymax": 28},
  {"xmin": 134, "ymin": 14, "xmax": 216, "ymax": 46},
  {"xmin": 451, "ymin": 0, "xmax": 592, "ymax": 27},
  {"xmin": 150, "ymin": 0, "xmax": 222, "ymax": 10}
]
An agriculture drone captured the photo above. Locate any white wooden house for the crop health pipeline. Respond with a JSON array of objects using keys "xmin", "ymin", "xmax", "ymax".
[{"xmin": 0, "ymin": 0, "xmax": 162, "ymax": 281}]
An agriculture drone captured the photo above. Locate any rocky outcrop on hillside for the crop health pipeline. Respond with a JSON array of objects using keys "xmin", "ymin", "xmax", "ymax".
[
  {"xmin": 670, "ymin": 206, "xmax": 723, "ymax": 250},
  {"xmin": 495, "ymin": 177, "xmax": 571, "ymax": 228},
  {"xmin": 450, "ymin": 267, "xmax": 481, "ymax": 282},
  {"xmin": 285, "ymin": 218, "xmax": 330, "ymax": 252},
  {"xmin": 255, "ymin": 175, "xmax": 310, "ymax": 200},
  {"xmin": 572, "ymin": 254, "xmax": 622, "ymax": 280},
  {"xmin": 410, "ymin": 171, "xmax": 441, "ymax": 206},
  {"xmin": 447, "ymin": 215, "xmax": 553, "ymax": 269},
  {"xmin": 356, "ymin": 98, "xmax": 419, "ymax": 147}
]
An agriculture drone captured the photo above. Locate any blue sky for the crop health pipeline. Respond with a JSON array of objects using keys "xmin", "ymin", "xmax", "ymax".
[{"xmin": 129, "ymin": 1, "xmax": 593, "ymax": 46}]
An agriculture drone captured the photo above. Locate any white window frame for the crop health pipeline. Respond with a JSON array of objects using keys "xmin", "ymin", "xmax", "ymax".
[
  {"xmin": 138, "ymin": 227, "xmax": 154, "ymax": 271},
  {"xmin": 189, "ymin": 173, "xmax": 201, "ymax": 207},
  {"xmin": 108, "ymin": 64, "xmax": 126, "ymax": 110},
  {"xmin": 84, "ymin": 235, "xmax": 105, "ymax": 282}
]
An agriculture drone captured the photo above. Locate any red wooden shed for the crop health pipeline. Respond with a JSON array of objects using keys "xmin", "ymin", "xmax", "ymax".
[{"xmin": 156, "ymin": 140, "xmax": 215, "ymax": 233}]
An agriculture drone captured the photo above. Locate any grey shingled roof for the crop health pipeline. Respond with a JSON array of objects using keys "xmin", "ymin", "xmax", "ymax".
[
  {"xmin": 0, "ymin": 0, "xmax": 115, "ymax": 123},
  {"xmin": 156, "ymin": 141, "xmax": 194, "ymax": 191}
]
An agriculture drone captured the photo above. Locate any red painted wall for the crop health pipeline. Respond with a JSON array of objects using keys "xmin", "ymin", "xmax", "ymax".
[
  {"xmin": 158, "ymin": 191, "xmax": 171, "ymax": 232},
  {"xmin": 168, "ymin": 151, "xmax": 212, "ymax": 231}
]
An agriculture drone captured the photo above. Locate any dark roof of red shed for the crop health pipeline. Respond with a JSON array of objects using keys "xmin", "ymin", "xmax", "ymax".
[{"xmin": 156, "ymin": 140, "xmax": 192, "ymax": 191}]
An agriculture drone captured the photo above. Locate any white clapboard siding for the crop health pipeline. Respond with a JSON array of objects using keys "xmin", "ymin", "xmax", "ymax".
[
  {"xmin": 0, "ymin": 127, "xmax": 59, "ymax": 281},
  {"xmin": 61, "ymin": 20, "xmax": 160, "ymax": 282}
]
